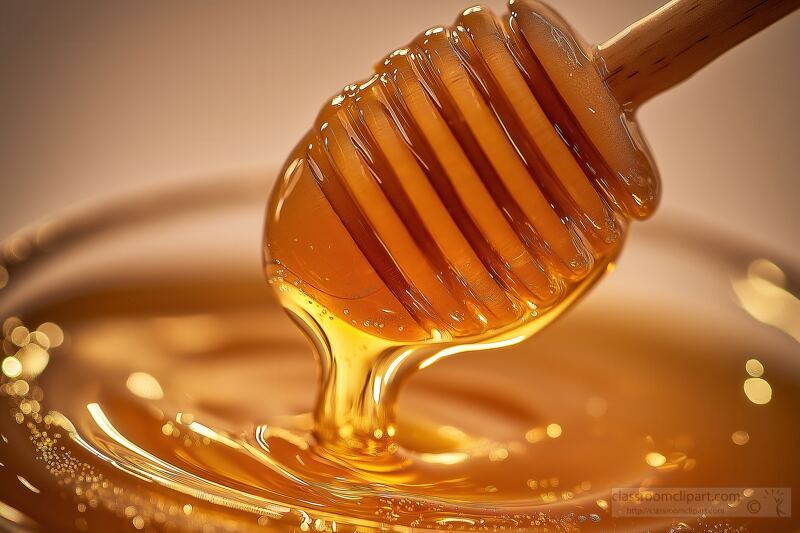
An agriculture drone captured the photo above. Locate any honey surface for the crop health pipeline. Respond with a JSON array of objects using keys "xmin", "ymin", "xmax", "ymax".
[{"xmin": 1, "ymin": 224, "xmax": 798, "ymax": 531}]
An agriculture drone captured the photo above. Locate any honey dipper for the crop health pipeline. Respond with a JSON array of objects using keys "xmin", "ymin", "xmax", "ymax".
[{"xmin": 264, "ymin": 0, "xmax": 799, "ymax": 346}]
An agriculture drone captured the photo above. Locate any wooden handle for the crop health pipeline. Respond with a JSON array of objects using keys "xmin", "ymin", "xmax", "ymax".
[{"xmin": 596, "ymin": 0, "xmax": 800, "ymax": 108}]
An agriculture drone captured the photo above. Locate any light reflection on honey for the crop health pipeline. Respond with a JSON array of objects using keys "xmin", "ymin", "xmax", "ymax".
[
  {"xmin": 733, "ymin": 258, "xmax": 800, "ymax": 343},
  {"xmin": 0, "ymin": 177, "xmax": 798, "ymax": 531}
]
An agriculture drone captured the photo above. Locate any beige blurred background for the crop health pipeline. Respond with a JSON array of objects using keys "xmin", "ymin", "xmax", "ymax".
[{"xmin": 0, "ymin": 0, "xmax": 797, "ymax": 252}]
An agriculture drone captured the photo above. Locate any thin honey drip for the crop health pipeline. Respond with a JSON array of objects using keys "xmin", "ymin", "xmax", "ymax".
[{"xmin": 264, "ymin": 1, "xmax": 658, "ymax": 448}]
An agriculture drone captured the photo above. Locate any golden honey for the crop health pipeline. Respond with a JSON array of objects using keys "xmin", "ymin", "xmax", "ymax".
[
  {"xmin": 0, "ymin": 174, "xmax": 797, "ymax": 532},
  {"xmin": 1, "ymin": 0, "xmax": 798, "ymax": 531},
  {"xmin": 264, "ymin": 0, "xmax": 658, "ymax": 448},
  {"xmin": 265, "ymin": 2, "xmax": 659, "ymax": 343}
]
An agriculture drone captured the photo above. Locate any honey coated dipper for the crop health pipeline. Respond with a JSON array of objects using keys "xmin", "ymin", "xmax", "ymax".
[{"xmin": 264, "ymin": 0, "xmax": 799, "ymax": 347}]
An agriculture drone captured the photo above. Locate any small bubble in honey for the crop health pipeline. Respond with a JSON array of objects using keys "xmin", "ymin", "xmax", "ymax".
[
  {"xmin": 745, "ymin": 358, "xmax": 764, "ymax": 377},
  {"xmin": 546, "ymin": 423, "xmax": 562, "ymax": 439},
  {"xmin": 743, "ymin": 377, "xmax": 772, "ymax": 405},
  {"xmin": 731, "ymin": 430, "xmax": 750, "ymax": 445},
  {"xmin": 2, "ymin": 356, "xmax": 22, "ymax": 378}
]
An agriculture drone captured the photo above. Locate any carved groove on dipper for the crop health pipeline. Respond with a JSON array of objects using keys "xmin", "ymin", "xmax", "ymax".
[{"xmin": 286, "ymin": 4, "xmax": 645, "ymax": 337}]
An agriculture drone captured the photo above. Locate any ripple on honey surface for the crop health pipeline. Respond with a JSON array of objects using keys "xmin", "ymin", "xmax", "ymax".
[{"xmin": 1, "ymin": 277, "xmax": 797, "ymax": 531}]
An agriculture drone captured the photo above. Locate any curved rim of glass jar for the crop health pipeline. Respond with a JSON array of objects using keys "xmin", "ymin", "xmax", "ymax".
[{"xmin": 0, "ymin": 172, "xmax": 795, "ymax": 300}]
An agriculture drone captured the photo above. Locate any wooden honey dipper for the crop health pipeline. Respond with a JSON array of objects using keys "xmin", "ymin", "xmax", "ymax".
[{"xmin": 264, "ymin": 0, "xmax": 799, "ymax": 348}]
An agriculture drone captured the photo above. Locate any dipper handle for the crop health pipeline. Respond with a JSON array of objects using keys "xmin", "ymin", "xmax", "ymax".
[{"xmin": 597, "ymin": 0, "xmax": 800, "ymax": 108}]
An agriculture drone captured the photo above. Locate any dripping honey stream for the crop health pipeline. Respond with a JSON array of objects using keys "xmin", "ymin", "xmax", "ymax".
[
  {"xmin": 263, "ymin": 0, "xmax": 798, "ymax": 452},
  {"xmin": 0, "ymin": 172, "xmax": 799, "ymax": 531},
  {"xmin": 264, "ymin": 0, "xmax": 657, "ymax": 452}
]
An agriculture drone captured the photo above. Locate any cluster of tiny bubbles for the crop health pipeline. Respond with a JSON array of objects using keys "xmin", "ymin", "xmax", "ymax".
[
  {"xmin": 669, "ymin": 521, "xmax": 747, "ymax": 533},
  {"xmin": 405, "ymin": 507, "xmax": 586, "ymax": 531},
  {"xmin": 2, "ymin": 318, "xmax": 62, "ymax": 412},
  {"xmin": 0, "ymin": 207, "xmax": 367, "ymax": 530},
  {"xmin": 269, "ymin": 262, "xmax": 398, "ymax": 334},
  {"xmin": 3, "ymin": 316, "xmax": 486, "ymax": 532},
  {"xmin": 0, "ymin": 317, "xmax": 316, "ymax": 532}
]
